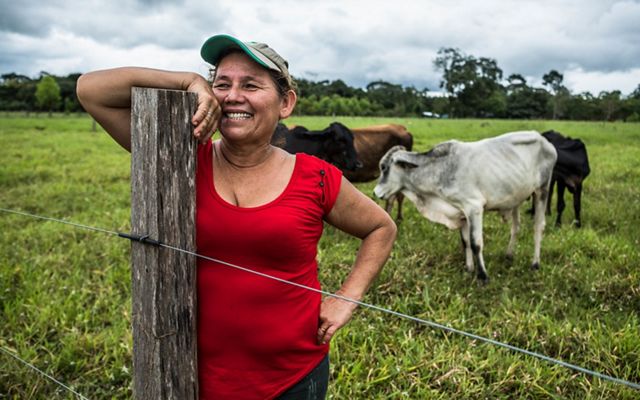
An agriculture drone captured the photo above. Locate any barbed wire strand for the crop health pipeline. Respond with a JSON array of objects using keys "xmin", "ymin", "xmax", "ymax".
[
  {"xmin": 1, "ymin": 207, "xmax": 639, "ymax": 392},
  {"xmin": 0, "ymin": 346, "xmax": 89, "ymax": 400}
]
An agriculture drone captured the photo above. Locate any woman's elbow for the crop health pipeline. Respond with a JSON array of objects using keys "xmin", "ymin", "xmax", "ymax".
[
  {"xmin": 76, "ymin": 73, "xmax": 94, "ymax": 109},
  {"xmin": 379, "ymin": 212, "xmax": 398, "ymax": 244}
]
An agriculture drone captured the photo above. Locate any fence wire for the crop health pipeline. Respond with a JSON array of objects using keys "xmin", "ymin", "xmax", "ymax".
[
  {"xmin": 1, "ymin": 207, "xmax": 639, "ymax": 394},
  {"xmin": 0, "ymin": 345, "xmax": 89, "ymax": 400}
]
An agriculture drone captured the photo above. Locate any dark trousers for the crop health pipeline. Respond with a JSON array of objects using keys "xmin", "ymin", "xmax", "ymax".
[{"xmin": 277, "ymin": 355, "xmax": 329, "ymax": 400}]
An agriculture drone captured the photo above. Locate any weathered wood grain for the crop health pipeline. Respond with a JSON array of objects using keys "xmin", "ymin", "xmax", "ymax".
[{"xmin": 130, "ymin": 87, "xmax": 198, "ymax": 400}]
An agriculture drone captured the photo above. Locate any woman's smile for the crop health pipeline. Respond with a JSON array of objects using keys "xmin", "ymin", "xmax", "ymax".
[{"xmin": 225, "ymin": 112, "xmax": 252, "ymax": 120}]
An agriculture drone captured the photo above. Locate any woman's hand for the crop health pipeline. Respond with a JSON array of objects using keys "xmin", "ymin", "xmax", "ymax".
[
  {"xmin": 187, "ymin": 75, "xmax": 221, "ymax": 143},
  {"xmin": 317, "ymin": 295, "xmax": 359, "ymax": 345}
]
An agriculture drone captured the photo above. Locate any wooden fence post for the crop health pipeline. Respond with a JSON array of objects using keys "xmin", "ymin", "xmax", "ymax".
[{"xmin": 130, "ymin": 87, "xmax": 198, "ymax": 399}]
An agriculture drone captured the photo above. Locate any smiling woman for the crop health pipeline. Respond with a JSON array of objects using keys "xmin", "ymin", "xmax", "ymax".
[{"xmin": 75, "ymin": 34, "xmax": 397, "ymax": 400}]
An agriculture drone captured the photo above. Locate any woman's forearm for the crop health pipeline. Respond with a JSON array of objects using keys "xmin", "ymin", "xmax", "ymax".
[
  {"xmin": 76, "ymin": 67, "xmax": 217, "ymax": 151},
  {"xmin": 77, "ymin": 67, "xmax": 200, "ymax": 108},
  {"xmin": 337, "ymin": 223, "xmax": 396, "ymax": 302}
]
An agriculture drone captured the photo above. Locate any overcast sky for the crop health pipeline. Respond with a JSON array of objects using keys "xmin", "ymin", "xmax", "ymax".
[{"xmin": 1, "ymin": 0, "xmax": 639, "ymax": 96}]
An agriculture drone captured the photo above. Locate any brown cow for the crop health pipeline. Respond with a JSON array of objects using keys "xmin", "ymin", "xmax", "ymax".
[{"xmin": 344, "ymin": 124, "xmax": 413, "ymax": 220}]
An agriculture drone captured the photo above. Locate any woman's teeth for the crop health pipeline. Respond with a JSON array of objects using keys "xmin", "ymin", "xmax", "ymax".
[{"xmin": 226, "ymin": 112, "xmax": 252, "ymax": 120}]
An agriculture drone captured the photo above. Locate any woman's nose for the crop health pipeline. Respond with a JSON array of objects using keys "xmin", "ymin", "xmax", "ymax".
[{"xmin": 224, "ymin": 85, "xmax": 242, "ymax": 103}]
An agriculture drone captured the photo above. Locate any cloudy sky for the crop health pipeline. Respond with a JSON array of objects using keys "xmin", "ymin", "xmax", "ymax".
[{"xmin": 1, "ymin": 0, "xmax": 639, "ymax": 96}]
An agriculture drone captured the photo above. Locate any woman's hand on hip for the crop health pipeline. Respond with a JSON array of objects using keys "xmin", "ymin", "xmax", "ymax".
[{"xmin": 317, "ymin": 295, "xmax": 358, "ymax": 345}]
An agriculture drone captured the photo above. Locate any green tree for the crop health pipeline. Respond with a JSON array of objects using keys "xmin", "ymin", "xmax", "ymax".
[
  {"xmin": 542, "ymin": 69, "xmax": 567, "ymax": 119},
  {"xmin": 598, "ymin": 90, "xmax": 622, "ymax": 121},
  {"xmin": 35, "ymin": 75, "xmax": 61, "ymax": 116},
  {"xmin": 58, "ymin": 73, "xmax": 83, "ymax": 112},
  {"xmin": 295, "ymin": 78, "xmax": 364, "ymax": 99},
  {"xmin": 433, "ymin": 47, "xmax": 503, "ymax": 117},
  {"xmin": 1, "ymin": 73, "xmax": 36, "ymax": 111},
  {"xmin": 505, "ymin": 74, "xmax": 545, "ymax": 118},
  {"xmin": 365, "ymin": 80, "xmax": 405, "ymax": 113},
  {"xmin": 619, "ymin": 84, "xmax": 640, "ymax": 121},
  {"xmin": 565, "ymin": 92, "xmax": 599, "ymax": 121},
  {"xmin": 506, "ymin": 74, "xmax": 527, "ymax": 92}
]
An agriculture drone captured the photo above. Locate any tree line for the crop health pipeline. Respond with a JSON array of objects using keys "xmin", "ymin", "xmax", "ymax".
[
  {"xmin": 2, "ymin": 47, "xmax": 639, "ymax": 121},
  {"xmin": 0, "ymin": 72, "xmax": 82, "ymax": 114}
]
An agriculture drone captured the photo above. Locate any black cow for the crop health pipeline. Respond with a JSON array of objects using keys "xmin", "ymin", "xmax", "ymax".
[
  {"xmin": 271, "ymin": 122, "xmax": 362, "ymax": 172},
  {"xmin": 541, "ymin": 130, "xmax": 591, "ymax": 227}
]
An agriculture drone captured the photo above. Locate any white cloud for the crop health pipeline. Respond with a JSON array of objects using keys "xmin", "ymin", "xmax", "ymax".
[
  {"xmin": 0, "ymin": 0, "xmax": 639, "ymax": 95},
  {"xmin": 565, "ymin": 67, "xmax": 640, "ymax": 95}
]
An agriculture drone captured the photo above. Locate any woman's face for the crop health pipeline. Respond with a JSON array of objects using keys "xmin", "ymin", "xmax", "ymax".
[{"xmin": 213, "ymin": 52, "xmax": 295, "ymax": 145}]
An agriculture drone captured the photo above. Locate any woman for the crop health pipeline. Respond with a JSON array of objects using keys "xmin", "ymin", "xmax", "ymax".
[{"xmin": 77, "ymin": 34, "xmax": 396, "ymax": 400}]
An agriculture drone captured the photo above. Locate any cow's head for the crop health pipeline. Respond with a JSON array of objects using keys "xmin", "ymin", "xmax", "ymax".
[
  {"xmin": 322, "ymin": 122, "xmax": 362, "ymax": 172},
  {"xmin": 373, "ymin": 145, "xmax": 418, "ymax": 200},
  {"xmin": 542, "ymin": 130, "xmax": 575, "ymax": 144}
]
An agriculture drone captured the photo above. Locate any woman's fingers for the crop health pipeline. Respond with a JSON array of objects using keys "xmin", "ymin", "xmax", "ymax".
[
  {"xmin": 188, "ymin": 74, "xmax": 220, "ymax": 142},
  {"xmin": 317, "ymin": 296, "xmax": 358, "ymax": 345},
  {"xmin": 193, "ymin": 98, "xmax": 221, "ymax": 142},
  {"xmin": 317, "ymin": 323, "xmax": 339, "ymax": 345}
]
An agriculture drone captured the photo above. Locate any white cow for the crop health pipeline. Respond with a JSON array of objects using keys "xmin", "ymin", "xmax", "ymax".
[{"xmin": 374, "ymin": 131, "xmax": 557, "ymax": 283}]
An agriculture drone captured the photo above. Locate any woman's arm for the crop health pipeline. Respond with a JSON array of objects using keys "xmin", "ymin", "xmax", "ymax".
[
  {"xmin": 318, "ymin": 178, "xmax": 397, "ymax": 344},
  {"xmin": 76, "ymin": 67, "xmax": 220, "ymax": 151}
]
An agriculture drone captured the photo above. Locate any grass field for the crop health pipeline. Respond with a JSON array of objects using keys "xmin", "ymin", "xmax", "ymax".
[{"xmin": 1, "ymin": 113, "xmax": 639, "ymax": 399}]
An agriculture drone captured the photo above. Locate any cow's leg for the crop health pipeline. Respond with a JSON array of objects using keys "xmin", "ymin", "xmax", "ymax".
[
  {"xmin": 459, "ymin": 220, "xmax": 474, "ymax": 273},
  {"xmin": 467, "ymin": 210, "xmax": 488, "ymax": 282},
  {"xmin": 395, "ymin": 193, "xmax": 405, "ymax": 221},
  {"xmin": 573, "ymin": 182, "xmax": 583, "ymax": 228},
  {"xmin": 555, "ymin": 180, "xmax": 566, "ymax": 227},
  {"xmin": 532, "ymin": 187, "xmax": 549, "ymax": 270},
  {"xmin": 384, "ymin": 194, "xmax": 397, "ymax": 221},
  {"xmin": 546, "ymin": 178, "xmax": 556, "ymax": 216},
  {"xmin": 506, "ymin": 207, "xmax": 520, "ymax": 263}
]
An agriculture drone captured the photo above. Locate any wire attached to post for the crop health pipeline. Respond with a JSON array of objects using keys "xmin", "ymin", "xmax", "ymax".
[{"xmin": 117, "ymin": 232, "xmax": 162, "ymax": 247}]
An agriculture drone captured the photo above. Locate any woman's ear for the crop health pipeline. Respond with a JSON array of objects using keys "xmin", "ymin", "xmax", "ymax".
[{"xmin": 279, "ymin": 90, "xmax": 297, "ymax": 119}]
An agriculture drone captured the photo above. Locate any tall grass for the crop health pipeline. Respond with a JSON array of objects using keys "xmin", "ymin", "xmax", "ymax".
[{"xmin": 1, "ymin": 114, "xmax": 639, "ymax": 399}]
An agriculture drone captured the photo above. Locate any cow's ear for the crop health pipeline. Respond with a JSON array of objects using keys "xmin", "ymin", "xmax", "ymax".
[
  {"xmin": 396, "ymin": 160, "xmax": 418, "ymax": 169},
  {"xmin": 394, "ymin": 152, "xmax": 418, "ymax": 169}
]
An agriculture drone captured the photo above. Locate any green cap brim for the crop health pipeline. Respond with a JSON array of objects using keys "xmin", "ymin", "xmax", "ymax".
[{"xmin": 200, "ymin": 34, "xmax": 279, "ymax": 72}]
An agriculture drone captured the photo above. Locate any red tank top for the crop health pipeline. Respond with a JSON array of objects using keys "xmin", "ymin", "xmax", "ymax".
[{"xmin": 196, "ymin": 141, "xmax": 342, "ymax": 399}]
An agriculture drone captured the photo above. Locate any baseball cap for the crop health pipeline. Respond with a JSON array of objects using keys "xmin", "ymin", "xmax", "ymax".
[{"xmin": 200, "ymin": 34, "xmax": 290, "ymax": 76}]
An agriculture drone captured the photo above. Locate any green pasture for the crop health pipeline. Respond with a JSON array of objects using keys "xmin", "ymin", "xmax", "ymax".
[{"xmin": 1, "ymin": 114, "xmax": 639, "ymax": 399}]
